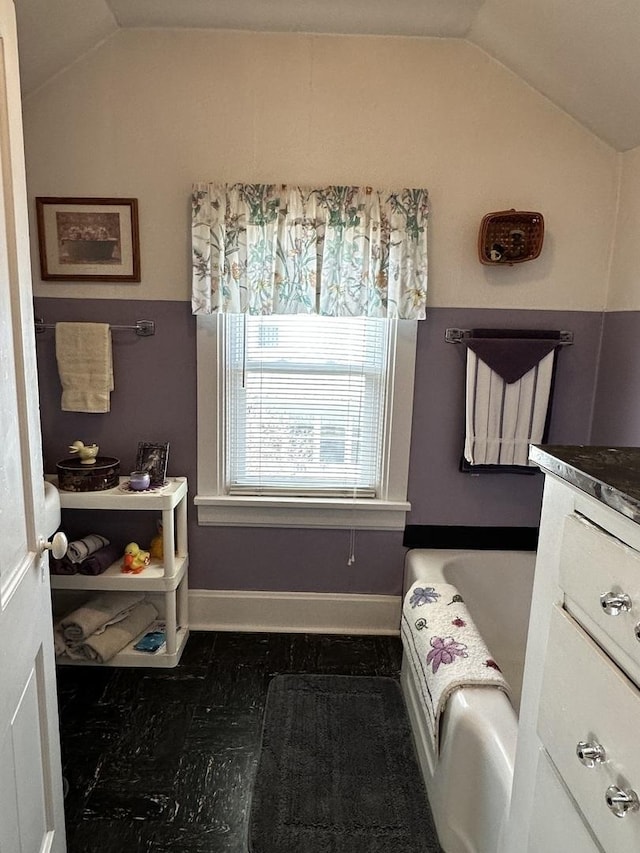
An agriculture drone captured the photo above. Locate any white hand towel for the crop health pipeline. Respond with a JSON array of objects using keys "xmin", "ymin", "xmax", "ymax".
[{"xmin": 55, "ymin": 322, "xmax": 114, "ymax": 413}]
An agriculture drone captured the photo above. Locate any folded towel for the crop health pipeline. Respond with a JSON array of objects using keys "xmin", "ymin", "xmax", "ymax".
[
  {"xmin": 464, "ymin": 345, "xmax": 555, "ymax": 467},
  {"xmin": 78, "ymin": 543, "xmax": 121, "ymax": 576},
  {"xmin": 465, "ymin": 333, "xmax": 559, "ymax": 385},
  {"xmin": 49, "ymin": 556, "xmax": 78, "ymax": 575},
  {"xmin": 66, "ymin": 533, "xmax": 110, "ymax": 564},
  {"xmin": 77, "ymin": 601, "xmax": 158, "ymax": 663},
  {"xmin": 53, "ymin": 625, "xmax": 67, "ymax": 657},
  {"xmin": 60, "ymin": 591, "xmax": 145, "ymax": 643},
  {"xmin": 50, "ymin": 542, "xmax": 120, "ymax": 576},
  {"xmin": 55, "ymin": 600, "xmax": 158, "ymax": 663},
  {"xmin": 401, "ymin": 581, "xmax": 510, "ymax": 754},
  {"xmin": 55, "ymin": 322, "xmax": 114, "ymax": 413}
]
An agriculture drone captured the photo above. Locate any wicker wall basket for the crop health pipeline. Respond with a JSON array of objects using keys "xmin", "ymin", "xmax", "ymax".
[{"xmin": 478, "ymin": 209, "xmax": 544, "ymax": 265}]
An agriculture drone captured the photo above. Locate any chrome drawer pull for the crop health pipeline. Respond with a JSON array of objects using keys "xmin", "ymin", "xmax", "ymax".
[
  {"xmin": 576, "ymin": 740, "xmax": 606, "ymax": 768},
  {"xmin": 600, "ymin": 592, "xmax": 632, "ymax": 616},
  {"xmin": 605, "ymin": 785, "xmax": 640, "ymax": 818}
]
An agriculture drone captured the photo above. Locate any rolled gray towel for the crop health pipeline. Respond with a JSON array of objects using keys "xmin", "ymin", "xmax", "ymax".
[
  {"xmin": 60, "ymin": 592, "xmax": 144, "ymax": 643},
  {"xmin": 66, "ymin": 533, "xmax": 109, "ymax": 564}
]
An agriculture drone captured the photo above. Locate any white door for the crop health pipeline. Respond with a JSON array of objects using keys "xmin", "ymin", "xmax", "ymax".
[{"xmin": 0, "ymin": 0, "xmax": 66, "ymax": 850}]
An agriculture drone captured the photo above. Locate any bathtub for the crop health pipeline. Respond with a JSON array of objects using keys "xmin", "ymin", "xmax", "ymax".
[{"xmin": 400, "ymin": 548, "xmax": 536, "ymax": 853}]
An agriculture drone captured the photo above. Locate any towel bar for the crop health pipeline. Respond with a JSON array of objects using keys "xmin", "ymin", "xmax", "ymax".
[
  {"xmin": 445, "ymin": 328, "xmax": 573, "ymax": 345},
  {"xmin": 35, "ymin": 318, "xmax": 155, "ymax": 337}
]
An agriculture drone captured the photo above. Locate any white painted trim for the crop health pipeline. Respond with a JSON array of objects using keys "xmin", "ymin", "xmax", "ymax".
[
  {"xmin": 188, "ymin": 589, "xmax": 402, "ymax": 635},
  {"xmin": 194, "ymin": 495, "xmax": 410, "ymax": 529}
]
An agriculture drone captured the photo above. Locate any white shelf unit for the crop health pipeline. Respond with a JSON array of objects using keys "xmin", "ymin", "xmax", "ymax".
[{"xmin": 47, "ymin": 476, "xmax": 189, "ymax": 668}]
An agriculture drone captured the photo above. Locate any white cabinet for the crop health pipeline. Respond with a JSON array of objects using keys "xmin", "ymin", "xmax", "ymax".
[
  {"xmin": 48, "ymin": 476, "xmax": 189, "ymax": 668},
  {"xmin": 528, "ymin": 750, "xmax": 602, "ymax": 853},
  {"xmin": 504, "ymin": 449, "xmax": 640, "ymax": 853},
  {"xmin": 538, "ymin": 606, "xmax": 640, "ymax": 852}
]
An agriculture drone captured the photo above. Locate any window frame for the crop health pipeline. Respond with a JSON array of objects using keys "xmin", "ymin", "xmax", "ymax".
[{"xmin": 195, "ymin": 314, "xmax": 417, "ymax": 530}]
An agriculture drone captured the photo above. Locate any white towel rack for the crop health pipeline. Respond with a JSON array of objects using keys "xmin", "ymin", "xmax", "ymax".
[{"xmin": 35, "ymin": 318, "xmax": 155, "ymax": 337}]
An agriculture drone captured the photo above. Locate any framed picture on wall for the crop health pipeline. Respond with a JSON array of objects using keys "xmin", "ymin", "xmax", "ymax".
[
  {"xmin": 136, "ymin": 442, "xmax": 170, "ymax": 486},
  {"xmin": 35, "ymin": 197, "xmax": 141, "ymax": 281}
]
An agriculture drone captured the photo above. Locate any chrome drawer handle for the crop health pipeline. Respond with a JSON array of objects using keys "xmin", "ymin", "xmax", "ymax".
[
  {"xmin": 600, "ymin": 592, "xmax": 632, "ymax": 616},
  {"xmin": 576, "ymin": 740, "xmax": 606, "ymax": 768},
  {"xmin": 605, "ymin": 785, "xmax": 640, "ymax": 818}
]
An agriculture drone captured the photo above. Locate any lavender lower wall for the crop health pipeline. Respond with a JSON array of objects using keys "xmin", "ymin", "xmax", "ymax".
[
  {"xmin": 591, "ymin": 311, "xmax": 640, "ymax": 445},
  {"xmin": 34, "ymin": 297, "xmax": 603, "ymax": 594}
]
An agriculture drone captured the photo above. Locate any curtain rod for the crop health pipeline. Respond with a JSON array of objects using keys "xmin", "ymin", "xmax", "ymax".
[
  {"xmin": 34, "ymin": 318, "xmax": 155, "ymax": 337},
  {"xmin": 445, "ymin": 328, "xmax": 573, "ymax": 345}
]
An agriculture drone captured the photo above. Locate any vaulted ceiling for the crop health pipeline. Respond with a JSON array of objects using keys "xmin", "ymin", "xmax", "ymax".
[{"xmin": 14, "ymin": 0, "xmax": 640, "ymax": 151}]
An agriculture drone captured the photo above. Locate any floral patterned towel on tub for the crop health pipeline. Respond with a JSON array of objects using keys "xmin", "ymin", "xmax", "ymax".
[{"xmin": 401, "ymin": 581, "xmax": 510, "ymax": 754}]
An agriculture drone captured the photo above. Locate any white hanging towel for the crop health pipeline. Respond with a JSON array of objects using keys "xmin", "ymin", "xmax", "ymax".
[
  {"xmin": 55, "ymin": 322, "xmax": 114, "ymax": 413},
  {"xmin": 463, "ymin": 338, "xmax": 557, "ymax": 467}
]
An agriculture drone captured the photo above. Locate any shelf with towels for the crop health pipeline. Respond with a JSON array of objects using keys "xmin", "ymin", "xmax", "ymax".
[
  {"xmin": 35, "ymin": 317, "xmax": 155, "ymax": 336},
  {"xmin": 48, "ymin": 476, "xmax": 189, "ymax": 668}
]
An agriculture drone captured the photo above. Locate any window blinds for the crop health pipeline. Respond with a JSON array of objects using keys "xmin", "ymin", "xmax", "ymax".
[{"xmin": 225, "ymin": 315, "xmax": 389, "ymax": 497}]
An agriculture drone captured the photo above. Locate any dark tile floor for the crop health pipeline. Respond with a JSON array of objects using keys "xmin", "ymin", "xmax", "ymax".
[{"xmin": 57, "ymin": 631, "xmax": 404, "ymax": 853}]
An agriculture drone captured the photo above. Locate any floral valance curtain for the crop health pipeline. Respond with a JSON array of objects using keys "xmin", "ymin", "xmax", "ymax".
[{"xmin": 191, "ymin": 183, "xmax": 429, "ymax": 319}]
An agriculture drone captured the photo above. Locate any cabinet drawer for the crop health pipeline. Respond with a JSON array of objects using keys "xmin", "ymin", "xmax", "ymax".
[
  {"xmin": 528, "ymin": 749, "xmax": 603, "ymax": 853},
  {"xmin": 538, "ymin": 606, "xmax": 640, "ymax": 853},
  {"xmin": 560, "ymin": 512, "xmax": 640, "ymax": 685}
]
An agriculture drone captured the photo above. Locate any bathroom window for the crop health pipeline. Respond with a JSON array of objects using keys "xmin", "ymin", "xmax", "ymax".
[
  {"xmin": 227, "ymin": 315, "xmax": 386, "ymax": 496},
  {"xmin": 195, "ymin": 314, "xmax": 417, "ymax": 529}
]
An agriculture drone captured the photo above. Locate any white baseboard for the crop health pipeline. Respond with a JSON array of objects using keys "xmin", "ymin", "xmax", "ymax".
[{"xmin": 188, "ymin": 589, "xmax": 402, "ymax": 635}]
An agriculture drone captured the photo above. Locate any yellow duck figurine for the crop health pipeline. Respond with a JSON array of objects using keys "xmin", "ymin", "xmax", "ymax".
[
  {"xmin": 68, "ymin": 440, "xmax": 99, "ymax": 465},
  {"xmin": 121, "ymin": 542, "xmax": 151, "ymax": 574},
  {"xmin": 149, "ymin": 521, "xmax": 164, "ymax": 560}
]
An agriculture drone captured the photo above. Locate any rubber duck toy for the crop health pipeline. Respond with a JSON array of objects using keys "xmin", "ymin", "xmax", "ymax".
[
  {"xmin": 121, "ymin": 542, "xmax": 151, "ymax": 574},
  {"xmin": 68, "ymin": 440, "xmax": 99, "ymax": 465},
  {"xmin": 149, "ymin": 521, "xmax": 164, "ymax": 560}
]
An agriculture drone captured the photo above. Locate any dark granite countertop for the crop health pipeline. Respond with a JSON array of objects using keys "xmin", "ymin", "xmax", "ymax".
[{"xmin": 530, "ymin": 445, "xmax": 640, "ymax": 523}]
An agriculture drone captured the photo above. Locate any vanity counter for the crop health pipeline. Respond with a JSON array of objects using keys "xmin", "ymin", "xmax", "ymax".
[{"xmin": 530, "ymin": 444, "xmax": 640, "ymax": 524}]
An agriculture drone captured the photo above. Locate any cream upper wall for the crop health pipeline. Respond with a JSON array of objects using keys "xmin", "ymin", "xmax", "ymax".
[
  {"xmin": 606, "ymin": 144, "xmax": 640, "ymax": 310},
  {"xmin": 23, "ymin": 29, "xmax": 618, "ymax": 309}
]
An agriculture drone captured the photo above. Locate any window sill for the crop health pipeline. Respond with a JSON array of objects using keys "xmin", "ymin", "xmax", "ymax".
[{"xmin": 194, "ymin": 494, "xmax": 411, "ymax": 530}]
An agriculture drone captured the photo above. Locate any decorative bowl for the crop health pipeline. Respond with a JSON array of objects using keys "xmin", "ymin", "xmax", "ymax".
[{"xmin": 56, "ymin": 456, "xmax": 120, "ymax": 492}]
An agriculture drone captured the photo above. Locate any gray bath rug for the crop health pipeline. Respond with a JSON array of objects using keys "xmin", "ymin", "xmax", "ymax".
[{"xmin": 248, "ymin": 674, "xmax": 442, "ymax": 853}]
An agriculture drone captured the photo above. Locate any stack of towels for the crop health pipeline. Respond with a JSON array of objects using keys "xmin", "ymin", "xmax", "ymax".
[
  {"xmin": 49, "ymin": 533, "xmax": 121, "ymax": 576},
  {"xmin": 54, "ymin": 593, "xmax": 158, "ymax": 663}
]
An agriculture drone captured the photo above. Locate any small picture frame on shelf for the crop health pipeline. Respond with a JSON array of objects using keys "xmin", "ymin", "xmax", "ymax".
[{"xmin": 135, "ymin": 441, "xmax": 170, "ymax": 486}]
